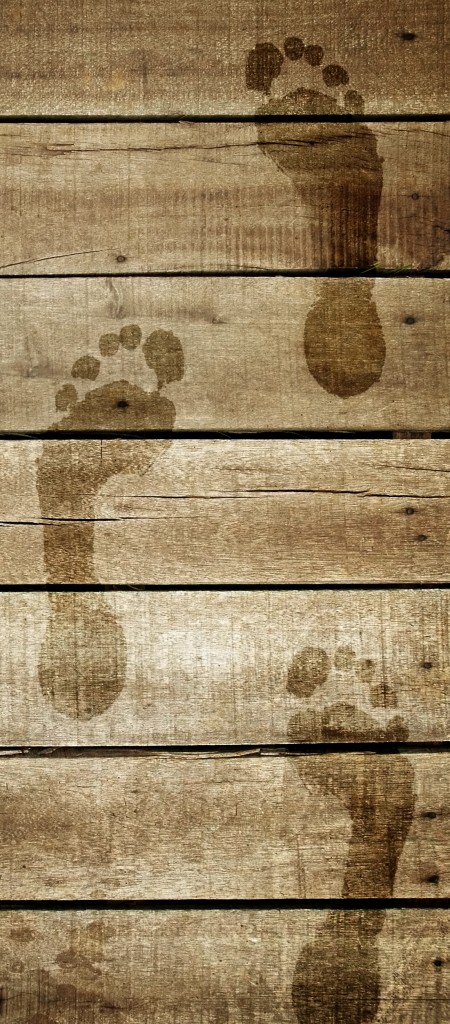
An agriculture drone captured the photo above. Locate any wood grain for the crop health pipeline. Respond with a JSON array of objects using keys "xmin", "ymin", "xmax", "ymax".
[
  {"xmin": 0, "ymin": 124, "xmax": 447, "ymax": 273},
  {"xmin": 2, "ymin": 590, "xmax": 450, "ymax": 745},
  {"xmin": 1, "ymin": 278, "xmax": 449, "ymax": 433},
  {"xmin": 0, "ymin": 0, "xmax": 447, "ymax": 115},
  {"xmin": 1, "ymin": 439, "xmax": 449, "ymax": 584},
  {"xmin": 0, "ymin": 909, "xmax": 448, "ymax": 1023},
  {"xmin": 0, "ymin": 753, "xmax": 447, "ymax": 898}
]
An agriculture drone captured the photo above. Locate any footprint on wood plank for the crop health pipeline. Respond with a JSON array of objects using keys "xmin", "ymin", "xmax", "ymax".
[
  {"xmin": 286, "ymin": 644, "xmax": 415, "ymax": 1023},
  {"xmin": 245, "ymin": 38, "xmax": 386, "ymax": 398},
  {"xmin": 37, "ymin": 325, "xmax": 185, "ymax": 720}
]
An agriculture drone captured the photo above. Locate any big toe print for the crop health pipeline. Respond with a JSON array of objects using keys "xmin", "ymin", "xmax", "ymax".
[
  {"xmin": 246, "ymin": 37, "xmax": 386, "ymax": 399},
  {"xmin": 37, "ymin": 324, "xmax": 185, "ymax": 720},
  {"xmin": 286, "ymin": 644, "xmax": 415, "ymax": 1023}
]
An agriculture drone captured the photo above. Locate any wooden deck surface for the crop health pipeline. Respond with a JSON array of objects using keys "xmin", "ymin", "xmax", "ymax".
[
  {"xmin": 1, "ymin": 0, "xmax": 449, "ymax": 1021},
  {"xmin": 0, "ymin": 590, "xmax": 449, "ymax": 744},
  {"xmin": 0, "ymin": 0, "xmax": 447, "ymax": 114},
  {"xmin": 0, "ymin": 278, "xmax": 448, "ymax": 433},
  {"xmin": 0, "ymin": 123, "xmax": 447, "ymax": 274}
]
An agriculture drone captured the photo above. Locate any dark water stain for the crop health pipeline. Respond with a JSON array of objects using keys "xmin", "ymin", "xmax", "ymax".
[
  {"xmin": 245, "ymin": 42, "xmax": 283, "ymax": 93},
  {"xmin": 143, "ymin": 329, "xmax": 185, "ymax": 388},
  {"xmin": 246, "ymin": 40, "xmax": 386, "ymax": 398},
  {"xmin": 36, "ymin": 327, "xmax": 184, "ymax": 720},
  {"xmin": 285, "ymin": 641, "xmax": 415, "ymax": 1022},
  {"xmin": 287, "ymin": 646, "xmax": 331, "ymax": 697},
  {"xmin": 255, "ymin": 106, "xmax": 383, "ymax": 269},
  {"xmin": 292, "ymin": 911, "xmax": 384, "ymax": 1024},
  {"xmin": 304, "ymin": 280, "xmax": 386, "ymax": 397},
  {"xmin": 38, "ymin": 593, "xmax": 127, "ymax": 720}
]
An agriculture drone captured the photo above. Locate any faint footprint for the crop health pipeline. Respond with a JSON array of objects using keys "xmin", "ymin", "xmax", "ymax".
[
  {"xmin": 37, "ymin": 325, "xmax": 184, "ymax": 720},
  {"xmin": 245, "ymin": 38, "xmax": 386, "ymax": 398},
  {"xmin": 286, "ymin": 644, "xmax": 415, "ymax": 1023}
]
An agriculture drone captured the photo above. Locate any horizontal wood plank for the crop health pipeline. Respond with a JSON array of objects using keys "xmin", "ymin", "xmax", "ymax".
[
  {"xmin": 0, "ymin": 909, "xmax": 448, "ymax": 1023},
  {"xmin": 2, "ymin": 590, "xmax": 450, "ymax": 743},
  {"xmin": 0, "ymin": 0, "xmax": 447, "ymax": 115},
  {"xmin": 0, "ymin": 753, "xmax": 448, "ymax": 898},
  {"xmin": 0, "ymin": 124, "xmax": 447, "ymax": 273},
  {"xmin": 1, "ymin": 439, "xmax": 449, "ymax": 584},
  {"xmin": 0, "ymin": 278, "xmax": 449, "ymax": 432}
]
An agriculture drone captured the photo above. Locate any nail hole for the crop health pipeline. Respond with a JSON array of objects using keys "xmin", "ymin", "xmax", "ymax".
[
  {"xmin": 421, "ymin": 810, "xmax": 437, "ymax": 819},
  {"xmin": 404, "ymin": 507, "xmax": 416, "ymax": 515},
  {"xmin": 411, "ymin": 192, "xmax": 420, "ymax": 200},
  {"xmin": 416, "ymin": 534, "xmax": 428, "ymax": 542},
  {"xmin": 434, "ymin": 959, "xmax": 443, "ymax": 968},
  {"xmin": 426, "ymin": 874, "xmax": 440, "ymax": 884},
  {"xmin": 404, "ymin": 316, "xmax": 416, "ymax": 325},
  {"xmin": 116, "ymin": 399, "xmax": 129, "ymax": 409},
  {"xmin": 422, "ymin": 661, "xmax": 433, "ymax": 670},
  {"xmin": 116, "ymin": 254, "xmax": 127, "ymax": 263},
  {"xmin": 400, "ymin": 31, "xmax": 417, "ymax": 40}
]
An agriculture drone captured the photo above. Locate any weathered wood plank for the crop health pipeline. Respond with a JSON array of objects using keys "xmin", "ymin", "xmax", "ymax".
[
  {"xmin": 1, "ymin": 278, "xmax": 449, "ymax": 432},
  {"xmin": 1, "ymin": 590, "xmax": 450, "ymax": 743},
  {"xmin": 0, "ymin": 124, "xmax": 447, "ymax": 273},
  {"xmin": 0, "ymin": 439, "xmax": 449, "ymax": 584},
  {"xmin": 0, "ymin": 909, "xmax": 448, "ymax": 1023},
  {"xmin": 0, "ymin": 753, "xmax": 447, "ymax": 898},
  {"xmin": 0, "ymin": 0, "xmax": 447, "ymax": 115}
]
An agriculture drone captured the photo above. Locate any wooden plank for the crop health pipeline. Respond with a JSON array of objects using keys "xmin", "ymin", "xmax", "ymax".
[
  {"xmin": 0, "ymin": 124, "xmax": 447, "ymax": 274},
  {"xmin": 0, "ymin": 0, "xmax": 447, "ymax": 115},
  {"xmin": 0, "ymin": 909, "xmax": 448, "ymax": 1023},
  {"xmin": 2, "ymin": 590, "xmax": 450, "ymax": 743},
  {"xmin": 0, "ymin": 753, "xmax": 448, "ymax": 898},
  {"xmin": 1, "ymin": 278, "xmax": 449, "ymax": 433},
  {"xmin": 1, "ymin": 439, "xmax": 449, "ymax": 584}
]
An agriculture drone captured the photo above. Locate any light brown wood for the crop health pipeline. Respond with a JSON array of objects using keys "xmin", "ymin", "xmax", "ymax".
[
  {"xmin": 0, "ymin": 909, "xmax": 448, "ymax": 1023},
  {"xmin": 1, "ymin": 278, "xmax": 449, "ymax": 433},
  {"xmin": 0, "ymin": 753, "xmax": 447, "ymax": 898},
  {"xmin": 0, "ymin": 124, "xmax": 447, "ymax": 274},
  {"xmin": 1, "ymin": 439, "xmax": 449, "ymax": 584},
  {"xmin": 2, "ymin": 590, "xmax": 450, "ymax": 744},
  {"xmin": 0, "ymin": 0, "xmax": 447, "ymax": 115}
]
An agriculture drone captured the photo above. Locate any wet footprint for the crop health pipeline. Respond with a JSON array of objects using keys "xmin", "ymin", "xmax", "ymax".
[
  {"xmin": 37, "ymin": 325, "xmax": 185, "ymax": 720},
  {"xmin": 245, "ymin": 38, "xmax": 385, "ymax": 398},
  {"xmin": 286, "ymin": 644, "xmax": 415, "ymax": 1022}
]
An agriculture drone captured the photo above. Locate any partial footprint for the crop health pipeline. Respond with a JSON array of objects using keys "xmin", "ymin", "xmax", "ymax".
[
  {"xmin": 246, "ymin": 38, "xmax": 386, "ymax": 398},
  {"xmin": 286, "ymin": 643, "xmax": 415, "ymax": 1023},
  {"xmin": 37, "ymin": 325, "xmax": 185, "ymax": 720}
]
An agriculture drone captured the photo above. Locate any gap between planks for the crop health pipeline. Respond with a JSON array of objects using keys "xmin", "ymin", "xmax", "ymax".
[
  {"xmin": 2, "ymin": 745, "xmax": 450, "ymax": 758},
  {"xmin": 0, "ymin": 899, "xmax": 449, "ymax": 910}
]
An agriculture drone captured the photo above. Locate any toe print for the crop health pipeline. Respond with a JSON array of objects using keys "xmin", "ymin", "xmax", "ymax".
[
  {"xmin": 245, "ymin": 37, "xmax": 386, "ymax": 398},
  {"xmin": 286, "ymin": 643, "xmax": 415, "ymax": 1023},
  {"xmin": 53, "ymin": 324, "xmax": 184, "ymax": 432},
  {"xmin": 287, "ymin": 644, "xmax": 405, "ymax": 742},
  {"xmin": 37, "ymin": 324, "xmax": 185, "ymax": 720}
]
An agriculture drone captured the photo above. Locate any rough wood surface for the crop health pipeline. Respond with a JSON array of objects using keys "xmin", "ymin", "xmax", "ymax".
[
  {"xmin": 1, "ymin": 439, "xmax": 449, "ymax": 584},
  {"xmin": 1, "ymin": 590, "xmax": 450, "ymax": 744},
  {"xmin": 0, "ymin": 0, "xmax": 447, "ymax": 115},
  {"xmin": 0, "ymin": 909, "xmax": 448, "ymax": 1023},
  {"xmin": 0, "ymin": 124, "xmax": 447, "ymax": 274},
  {"xmin": 0, "ymin": 753, "xmax": 448, "ymax": 898},
  {"xmin": 1, "ymin": 278, "xmax": 449, "ymax": 433}
]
